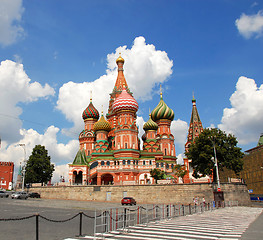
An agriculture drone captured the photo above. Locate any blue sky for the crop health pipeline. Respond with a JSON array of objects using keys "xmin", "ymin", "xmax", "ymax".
[{"xmin": 0, "ymin": 0, "xmax": 263, "ymax": 182}]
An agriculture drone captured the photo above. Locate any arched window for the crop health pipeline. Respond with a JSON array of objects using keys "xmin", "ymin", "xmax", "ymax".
[
  {"xmin": 123, "ymin": 160, "xmax": 126, "ymax": 165},
  {"xmin": 165, "ymin": 149, "xmax": 167, "ymax": 155},
  {"xmin": 161, "ymin": 163, "xmax": 164, "ymax": 168},
  {"xmin": 127, "ymin": 160, "xmax": 130, "ymax": 165},
  {"xmin": 106, "ymin": 161, "xmax": 110, "ymax": 166},
  {"xmin": 166, "ymin": 164, "xmax": 169, "ymax": 169},
  {"xmin": 156, "ymin": 163, "xmax": 159, "ymax": 168},
  {"xmin": 101, "ymin": 161, "xmax": 105, "ymax": 166},
  {"xmin": 149, "ymin": 160, "xmax": 152, "ymax": 165},
  {"xmin": 125, "ymin": 143, "xmax": 128, "ymax": 149},
  {"xmin": 143, "ymin": 160, "xmax": 146, "ymax": 165}
]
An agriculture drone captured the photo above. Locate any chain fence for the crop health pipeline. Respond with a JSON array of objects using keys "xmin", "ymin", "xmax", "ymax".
[{"xmin": 0, "ymin": 200, "xmax": 238, "ymax": 240}]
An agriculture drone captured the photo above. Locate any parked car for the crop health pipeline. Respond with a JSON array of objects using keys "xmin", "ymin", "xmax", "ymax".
[
  {"xmin": 0, "ymin": 190, "xmax": 9, "ymax": 198},
  {"xmin": 121, "ymin": 197, "xmax": 136, "ymax": 205},
  {"xmin": 11, "ymin": 191, "xmax": 28, "ymax": 199},
  {"xmin": 28, "ymin": 192, "xmax": 41, "ymax": 198}
]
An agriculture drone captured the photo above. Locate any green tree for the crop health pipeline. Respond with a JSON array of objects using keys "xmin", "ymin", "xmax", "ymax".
[
  {"xmin": 150, "ymin": 168, "xmax": 166, "ymax": 183},
  {"xmin": 185, "ymin": 128, "xmax": 244, "ymax": 180},
  {"xmin": 25, "ymin": 145, "xmax": 55, "ymax": 185},
  {"xmin": 173, "ymin": 164, "xmax": 187, "ymax": 183}
]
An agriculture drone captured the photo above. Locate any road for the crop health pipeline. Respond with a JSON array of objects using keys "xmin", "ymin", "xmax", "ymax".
[{"xmin": 0, "ymin": 197, "xmax": 123, "ymax": 240}]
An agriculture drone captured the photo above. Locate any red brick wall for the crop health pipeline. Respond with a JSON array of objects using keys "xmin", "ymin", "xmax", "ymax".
[{"xmin": 0, "ymin": 161, "xmax": 14, "ymax": 190}]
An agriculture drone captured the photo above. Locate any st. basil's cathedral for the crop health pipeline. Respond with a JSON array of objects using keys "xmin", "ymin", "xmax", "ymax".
[{"xmin": 69, "ymin": 55, "xmax": 205, "ymax": 185}]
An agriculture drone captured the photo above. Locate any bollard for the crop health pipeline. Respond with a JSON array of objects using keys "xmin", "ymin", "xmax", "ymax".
[
  {"xmin": 35, "ymin": 213, "xmax": 39, "ymax": 240},
  {"xmin": 77, "ymin": 212, "xmax": 83, "ymax": 237}
]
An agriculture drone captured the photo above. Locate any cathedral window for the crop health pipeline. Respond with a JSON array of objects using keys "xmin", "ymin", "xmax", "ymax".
[
  {"xmin": 127, "ymin": 160, "xmax": 130, "ymax": 165},
  {"xmin": 101, "ymin": 161, "xmax": 105, "ymax": 166},
  {"xmin": 125, "ymin": 143, "xmax": 128, "ymax": 149},
  {"xmin": 143, "ymin": 160, "xmax": 145, "ymax": 165},
  {"xmin": 149, "ymin": 160, "xmax": 152, "ymax": 165},
  {"xmin": 166, "ymin": 164, "xmax": 169, "ymax": 169},
  {"xmin": 106, "ymin": 161, "xmax": 110, "ymax": 166},
  {"xmin": 161, "ymin": 163, "xmax": 164, "ymax": 168},
  {"xmin": 156, "ymin": 163, "xmax": 159, "ymax": 168},
  {"xmin": 123, "ymin": 160, "xmax": 126, "ymax": 165},
  {"xmin": 88, "ymin": 150, "xmax": 90, "ymax": 156},
  {"xmin": 165, "ymin": 149, "xmax": 167, "ymax": 155}
]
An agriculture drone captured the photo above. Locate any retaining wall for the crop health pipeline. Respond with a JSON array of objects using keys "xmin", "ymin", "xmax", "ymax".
[{"xmin": 32, "ymin": 183, "xmax": 251, "ymax": 205}]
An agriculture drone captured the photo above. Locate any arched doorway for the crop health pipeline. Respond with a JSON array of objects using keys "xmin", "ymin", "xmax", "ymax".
[
  {"xmin": 73, "ymin": 171, "xmax": 83, "ymax": 185},
  {"xmin": 101, "ymin": 174, "xmax": 113, "ymax": 185}
]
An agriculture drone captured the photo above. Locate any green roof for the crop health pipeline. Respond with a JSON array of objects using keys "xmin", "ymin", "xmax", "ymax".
[{"xmin": 72, "ymin": 149, "xmax": 89, "ymax": 165}]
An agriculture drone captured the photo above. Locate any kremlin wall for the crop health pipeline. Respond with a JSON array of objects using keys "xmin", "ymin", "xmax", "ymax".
[{"xmin": 31, "ymin": 183, "xmax": 250, "ymax": 205}]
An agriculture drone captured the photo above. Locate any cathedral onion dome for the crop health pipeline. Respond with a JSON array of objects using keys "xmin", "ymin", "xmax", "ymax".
[
  {"xmin": 112, "ymin": 86, "xmax": 139, "ymax": 113},
  {"xmin": 82, "ymin": 100, "xmax": 99, "ymax": 120},
  {"xmin": 151, "ymin": 93, "xmax": 174, "ymax": 121},
  {"xmin": 94, "ymin": 114, "xmax": 111, "ymax": 132},
  {"xmin": 116, "ymin": 54, "xmax": 125, "ymax": 64},
  {"xmin": 143, "ymin": 114, "xmax": 158, "ymax": 131}
]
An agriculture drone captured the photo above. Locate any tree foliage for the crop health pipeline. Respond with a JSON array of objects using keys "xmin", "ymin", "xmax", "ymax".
[
  {"xmin": 25, "ymin": 145, "xmax": 55, "ymax": 185},
  {"xmin": 150, "ymin": 168, "xmax": 166, "ymax": 183},
  {"xmin": 185, "ymin": 128, "xmax": 244, "ymax": 179},
  {"xmin": 173, "ymin": 164, "xmax": 187, "ymax": 183}
]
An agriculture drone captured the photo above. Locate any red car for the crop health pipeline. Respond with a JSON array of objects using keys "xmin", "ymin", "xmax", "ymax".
[{"xmin": 121, "ymin": 197, "xmax": 136, "ymax": 206}]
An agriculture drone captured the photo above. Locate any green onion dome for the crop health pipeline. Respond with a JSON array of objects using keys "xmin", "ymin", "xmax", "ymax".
[
  {"xmin": 143, "ymin": 114, "xmax": 158, "ymax": 131},
  {"xmin": 82, "ymin": 100, "xmax": 99, "ymax": 120},
  {"xmin": 94, "ymin": 114, "xmax": 111, "ymax": 132},
  {"xmin": 151, "ymin": 94, "xmax": 174, "ymax": 121}
]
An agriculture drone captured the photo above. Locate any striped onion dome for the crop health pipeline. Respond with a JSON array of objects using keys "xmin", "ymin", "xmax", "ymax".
[
  {"xmin": 151, "ymin": 94, "xmax": 174, "ymax": 121},
  {"xmin": 112, "ymin": 86, "xmax": 138, "ymax": 113},
  {"xmin": 82, "ymin": 100, "xmax": 99, "ymax": 120},
  {"xmin": 94, "ymin": 114, "xmax": 111, "ymax": 132},
  {"xmin": 143, "ymin": 114, "xmax": 158, "ymax": 131}
]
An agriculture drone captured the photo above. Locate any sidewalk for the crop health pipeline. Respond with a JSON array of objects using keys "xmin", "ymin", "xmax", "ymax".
[{"xmin": 241, "ymin": 203, "xmax": 263, "ymax": 239}]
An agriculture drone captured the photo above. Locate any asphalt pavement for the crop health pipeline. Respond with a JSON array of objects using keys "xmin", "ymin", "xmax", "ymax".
[
  {"xmin": 1, "ymin": 198, "xmax": 263, "ymax": 240},
  {"xmin": 0, "ymin": 197, "xmax": 125, "ymax": 240}
]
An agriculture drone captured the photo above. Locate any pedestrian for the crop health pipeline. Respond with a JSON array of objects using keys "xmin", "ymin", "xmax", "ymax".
[{"xmin": 202, "ymin": 197, "xmax": 206, "ymax": 207}]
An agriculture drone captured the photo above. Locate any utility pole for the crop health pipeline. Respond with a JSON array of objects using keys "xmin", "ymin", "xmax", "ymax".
[{"xmin": 18, "ymin": 144, "xmax": 26, "ymax": 191}]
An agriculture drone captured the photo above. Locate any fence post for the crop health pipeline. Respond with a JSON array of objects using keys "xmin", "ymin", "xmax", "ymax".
[
  {"xmin": 77, "ymin": 212, "xmax": 83, "ymax": 237},
  {"xmin": 182, "ymin": 205, "xmax": 185, "ymax": 216},
  {"xmin": 35, "ymin": 213, "xmax": 39, "ymax": 240},
  {"xmin": 94, "ymin": 209, "xmax": 97, "ymax": 238},
  {"xmin": 124, "ymin": 208, "xmax": 127, "ymax": 228},
  {"xmin": 189, "ymin": 204, "xmax": 191, "ymax": 215}
]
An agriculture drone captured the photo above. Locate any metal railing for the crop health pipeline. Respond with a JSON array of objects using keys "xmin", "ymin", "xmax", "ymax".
[{"xmin": 94, "ymin": 200, "xmax": 238, "ymax": 239}]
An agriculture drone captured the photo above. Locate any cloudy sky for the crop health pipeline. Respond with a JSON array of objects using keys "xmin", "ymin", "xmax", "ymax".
[{"xmin": 0, "ymin": 0, "xmax": 263, "ymax": 182}]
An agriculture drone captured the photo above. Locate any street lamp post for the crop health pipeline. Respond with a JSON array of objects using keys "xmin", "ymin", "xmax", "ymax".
[
  {"xmin": 209, "ymin": 137, "xmax": 221, "ymax": 191},
  {"xmin": 18, "ymin": 144, "xmax": 26, "ymax": 191}
]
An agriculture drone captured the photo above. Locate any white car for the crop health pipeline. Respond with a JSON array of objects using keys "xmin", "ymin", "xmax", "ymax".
[{"xmin": 11, "ymin": 191, "xmax": 28, "ymax": 199}]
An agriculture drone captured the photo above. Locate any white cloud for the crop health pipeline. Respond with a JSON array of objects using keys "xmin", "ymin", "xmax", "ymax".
[
  {"xmin": 56, "ymin": 36, "xmax": 173, "ymax": 136},
  {"xmin": 171, "ymin": 119, "xmax": 188, "ymax": 154},
  {"xmin": 53, "ymin": 164, "xmax": 70, "ymax": 183},
  {"xmin": 219, "ymin": 76, "xmax": 263, "ymax": 145},
  {"xmin": 176, "ymin": 153, "xmax": 185, "ymax": 165},
  {"xmin": 0, "ymin": 126, "xmax": 78, "ymax": 184},
  {"xmin": 0, "ymin": 60, "xmax": 55, "ymax": 143},
  {"xmin": 0, "ymin": 0, "xmax": 24, "ymax": 46},
  {"xmin": 235, "ymin": 11, "xmax": 263, "ymax": 39}
]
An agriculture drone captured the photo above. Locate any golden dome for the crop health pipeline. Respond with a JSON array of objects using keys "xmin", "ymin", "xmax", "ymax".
[{"xmin": 116, "ymin": 53, "xmax": 124, "ymax": 64}]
